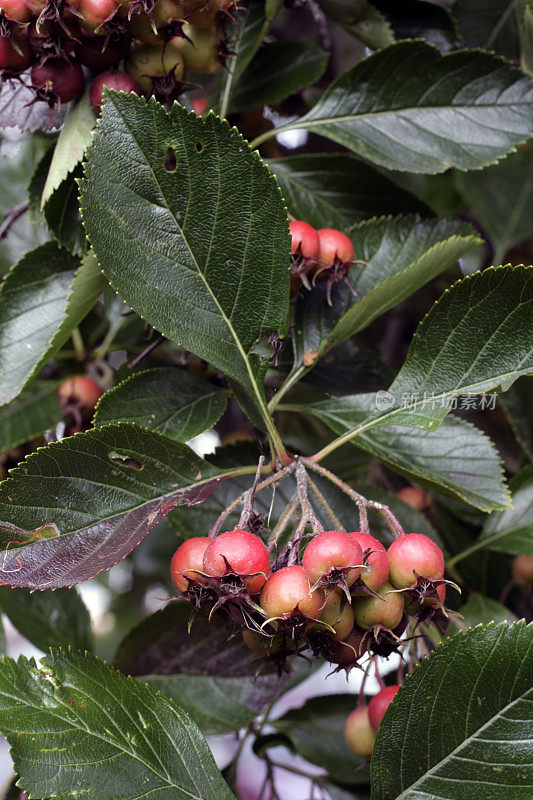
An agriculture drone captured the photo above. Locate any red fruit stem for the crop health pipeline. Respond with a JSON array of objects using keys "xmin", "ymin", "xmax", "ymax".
[
  {"xmin": 374, "ymin": 659, "xmax": 386, "ymax": 689},
  {"xmin": 306, "ymin": 474, "xmax": 345, "ymax": 531},
  {"xmin": 237, "ymin": 455, "xmax": 264, "ymax": 528}
]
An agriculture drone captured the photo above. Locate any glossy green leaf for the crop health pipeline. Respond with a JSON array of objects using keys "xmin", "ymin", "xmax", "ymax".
[
  {"xmin": 267, "ymin": 41, "xmax": 533, "ymax": 173},
  {"xmin": 455, "ymin": 593, "xmax": 517, "ymax": 629},
  {"xmin": 0, "ymin": 423, "xmax": 243, "ymax": 590},
  {"xmin": 269, "ymin": 154, "xmax": 430, "ymax": 230},
  {"xmin": 373, "ymin": 0, "xmax": 458, "ymax": 50},
  {"xmin": 500, "ymin": 376, "xmax": 533, "ymax": 460},
  {"xmin": 477, "ymin": 467, "xmax": 533, "ymax": 555},
  {"xmin": 453, "ymin": 0, "xmax": 520, "ymax": 59},
  {"xmin": 115, "ymin": 603, "xmax": 282, "ymax": 735},
  {"xmin": 276, "ymin": 694, "xmax": 370, "ymax": 784},
  {"xmin": 80, "ymin": 93, "xmax": 289, "ymax": 428},
  {"xmin": 372, "ymin": 621, "xmax": 533, "ymax": 800},
  {"xmin": 327, "ymin": 215, "xmax": 480, "ymax": 351},
  {"xmin": 289, "ymin": 392, "xmax": 510, "ymax": 510},
  {"xmin": 456, "ymin": 149, "xmax": 533, "ymax": 264},
  {"xmin": 231, "ymin": 40, "xmax": 328, "ymax": 112},
  {"xmin": 0, "ymin": 380, "xmax": 60, "ymax": 452},
  {"xmin": 0, "ymin": 245, "xmax": 107, "ymax": 405},
  {"xmin": 93, "ymin": 368, "xmax": 228, "ymax": 442},
  {"xmin": 0, "ymin": 649, "xmax": 236, "ymax": 800},
  {"xmin": 316, "ymin": 0, "xmax": 394, "ymax": 49},
  {"xmin": 41, "ymin": 88, "xmax": 95, "ymax": 207},
  {"xmin": 0, "ymin": 585, "xmax": 92, "ymax": 652}
]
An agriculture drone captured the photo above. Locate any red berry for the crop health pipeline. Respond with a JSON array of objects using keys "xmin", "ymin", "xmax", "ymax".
[
  {"xmin": 202, "ymin": 529, "xmax": 270, "ymax": 595},
  {"xmin": 387, "ymin": 533, "xmax": 444, "ymax": 589},
  {"xmin": 344, "ymin": 707, "xmax": 375, "ymax": 758},
  {"xmin": 0, "ymin": 0, "xmax": 31, "ymax": 22},
  {"xmin": 320, "ymin": 588, "xmax": 354, "ymax": 641},
  {"xmin": 259, "ymin": 565, "xmax": 325, "ymax": 620},
  {"xmin": 349, "ymin": 531, "xmax": 389, "ymax": 592},
  {"xmin": 289, "ymin": 220, "xmax": 320, "ymax": 259},
  {"xmin": 396, "ymin": 486, "xmax": 433, "ymax": 512},
  {"xmin": 368, "ymin": 685, "xmax": 399, "ymax": 732},
  {"xmin": 170, "ymin": 537, "xmax": 210, "ymax": 592},
  {"xmin": 317, "ymin": 228, "xmax": 354, "ymax": 267},
  {"xmin": 58, "ymin": 376, "xmax": 103, "ymax": 410},
  {"xmin": 31, "ymin": 58, "xmax": 85, "ymax": 104},
  {"xmin": 352, "ymin": 581, "xmax": 405, "ymax": 630},
  {"xmin": 89, "ymin": 69, "xmax": 139, "ymax": 112},
  {"xmin": 78, "ymin": 0, "xmax": 118, "ymax": 32},
  {"xmin": 302, "ymin": 530, "xmax": 363, "ymax": 587},
  {"xmin": 513, "ymin": 555, "xmax": 533, "ymax": 590},
  {"xmin": 0, "ymin": 33, "xmax": 33, "ymax": 71}
]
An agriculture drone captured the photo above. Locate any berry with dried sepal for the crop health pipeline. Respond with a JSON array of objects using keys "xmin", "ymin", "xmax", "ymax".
[
  {"xmin": 202, "ymin": 528, "xmax": 270, "ymax": 595},
  {"xmin": 319, "ymin": 588, "xmax": 355, "ymax": 641},
  {"xmin": 289, "ymin": 220, "xmax": 319, "ymax": 294},
  {"xmin": 58, "ymin": 375, "xmax": 103, "ymax": 414},
  {"xmin": 313, "ymin": 228, "xmax": 359, "ymax": 306},
  {"xmin": 31, "ymin": 57, "xmax": 85, "ymax": 107},
  {"xmin": 387, "ymin": 533, "xmax": 444, "ymax": 589},
  {"xmin": 260, "ymin": 565, "xmax": 325, "ymax": 620},
  {"xmin": 302, "ymin": 530, "xmax": 363, "ymax": 589},
  {"xmin": 0, "ymin": 32, "xmax": 33, "ymax": 71}
]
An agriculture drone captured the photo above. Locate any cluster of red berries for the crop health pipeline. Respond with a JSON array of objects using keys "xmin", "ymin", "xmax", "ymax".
[
  {"xmin": 289, "ymin": 221, "xmax": 362, "ymax": 305},
  {"xmin": 170, "ymin": 527, "xmax": 448, "ymax": 673},
  {"xmin": 0, "ymin": 0, "xmax": 236, "ymax": 114}
]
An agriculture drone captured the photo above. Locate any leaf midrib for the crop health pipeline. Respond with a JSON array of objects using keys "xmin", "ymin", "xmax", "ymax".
[
  {"xmin": 111, "ymin": 99, "xmax": 271, "ymax": 427},
  {"xmin": 394, "ymin": 688, "xmax": 533, "ymax": 799}
]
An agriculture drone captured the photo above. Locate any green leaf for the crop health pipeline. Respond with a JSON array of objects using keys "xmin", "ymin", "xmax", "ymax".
[
  {"xmin": 41, "ymin": 88, "xmax": 95, "ymax": 207},
  {"xmin": 292, "ymin": 397, "xmax": 511, "ymax": 510},
  {"xmin": 500, "ymin": 376, "xmax": 533, "ymax": 460},
  {"xmin": 296, "ymin": 266, "xmax": 533, "ymax": 464},
  {"xmin": 276, "ymin": 694, "xmax": 370, "ymax": 784},
  {"xmin": 80, "ymin": 93, "xmax": 289, "ymax": 435},
  {"xmin": 477, "ymin": 467, "xmax": 533, "ymax": 555},
  {"xmin": 373, "ymin": 0, "xmax": 458, "ymax": 51},
  {"xmin": 269, "ymin": 154, "xmax": 431, "ymax": 230},
  {"xmin": 454, "ymin": 593, "xmax": 517, "ymax": 629},
  {"xmin": 0, "ymin": 649, "xmax": 236, "ymax": 800},
  {"xmin": 456, "ymin": 149, "xmax": 533, "ymax": 264},
  {"xmin": 0, "ymin": 137, "xmax": 49, "ymax": 275},
  {"xmin": 316, "ymin": 0, "xmax": 394, "ymax": 49},
  {"xmin": 114, "ymin": 603, "xmax": 283, "ymax": 735},
  {"xmin": 93, "ymin": 368, "xmax": 228, "ymax": 442},
  {"xmin": 519, "ymin": 0, "xmax": 533, "ymax": 75},
  {"xmin": 0, "ymin": 380, "xmax": 60, "ymax": 452},
  {"xmin": 327, "ymin": 215, "xmax": 480, "ymax": 351},
  {"xmin": 453, "ymin": 0, "xmax": 521, "ymax": 60},
  {"xmin": 371, "ymin": 621, "xmax": 533, "ymax": 800},
  {"xmin": 0, "ymin": 423, "xmax": 240, "ymax": 589},
  {"xmin": 0, "ymin": 245, "xmax": 107, "ymax": 405},
  {"xmin": 266, "ymin": 41, "xmax": 533, "ymax": 173},
  {"xmin": 231, "ymin": 40, "xmax": 328, "ymax": 112},
  {"xmin": 0, "ymin": 586, "xmax": 92, "ymax": 652}
]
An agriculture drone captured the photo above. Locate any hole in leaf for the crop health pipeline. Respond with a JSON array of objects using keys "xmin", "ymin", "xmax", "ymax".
[
  {"xmin": 108, "ymin": 451, "xmax": 143, "ymax": 470},
  {"xmin": 164, "ymin": 146, "xmax": 177, "ymax": 172},
  {"xmin": 195, "ymin": 140, "xmax": 204, "ymax": 153}
]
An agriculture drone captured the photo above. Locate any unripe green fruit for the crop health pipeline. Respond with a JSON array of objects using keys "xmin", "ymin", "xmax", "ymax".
[
  {"xmin": 320, "ymin": 589, "xmax": 354, "ymax": 641},
  {"xmin": 344, "ymin": 707, "xmax": 375, "ymax": 757},
  {"xmin": 178, "ymin": 23, "xmax": 220, "ymax": 73},
  {"xmin": 125, "ymin": 41, "xmax": 185, "ymax": 92},
  {"xmin": 353, "ymin": 581, "xmax": 405, "ymax": 630}
]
